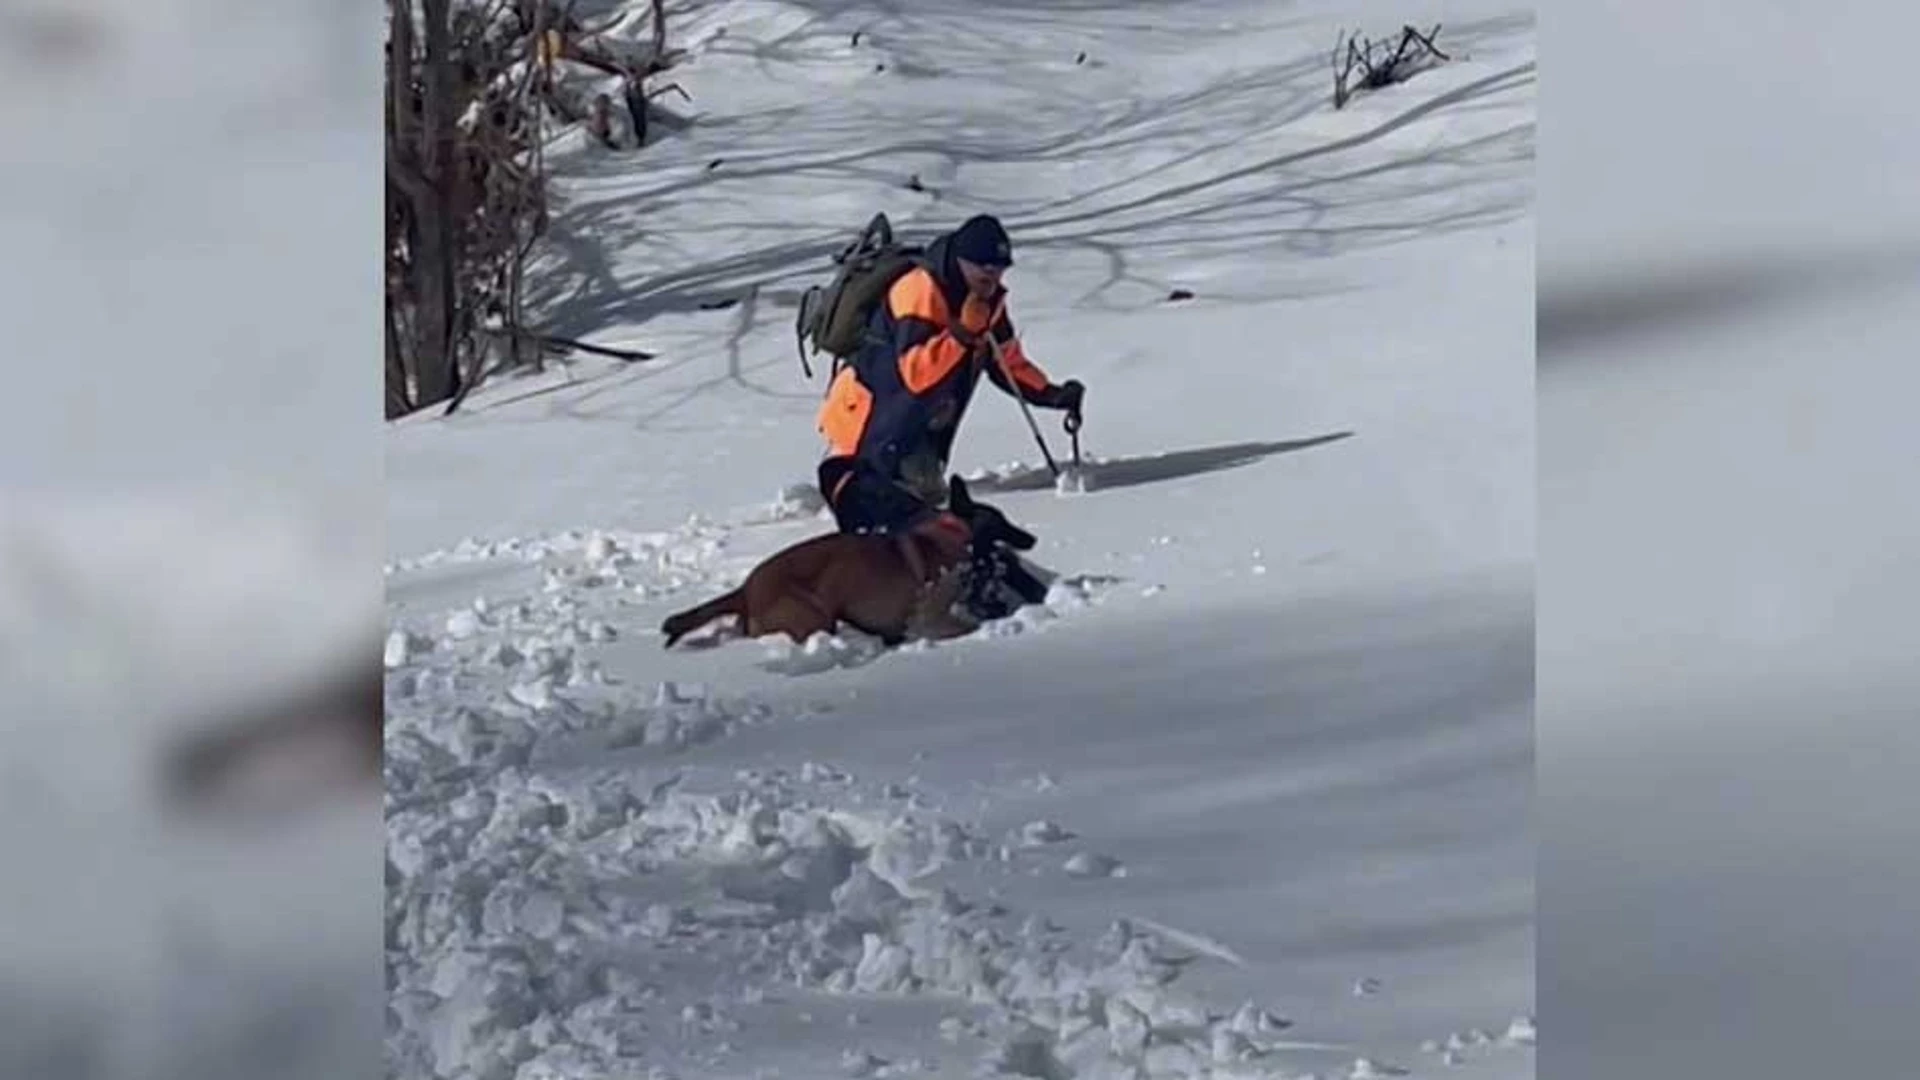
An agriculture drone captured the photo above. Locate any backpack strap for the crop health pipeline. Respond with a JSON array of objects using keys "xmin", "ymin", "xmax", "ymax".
[{"xmin": 795, "ymin": 285, "xmax": 820, "ymax": 380}]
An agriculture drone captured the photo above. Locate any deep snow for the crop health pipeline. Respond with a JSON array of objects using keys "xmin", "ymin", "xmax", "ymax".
[{"xmin": 386, "ymin": 1, "xmax": 1535, "ymax": 1077}]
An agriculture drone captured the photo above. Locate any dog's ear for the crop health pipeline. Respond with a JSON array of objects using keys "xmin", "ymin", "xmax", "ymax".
[
  {"xmin": 977, "ymin": 504, "xmax": 1038, "ymax": 552},
  {"xmin": 948, "ymin": 474, "xmax": 973, "ymax": 511}
]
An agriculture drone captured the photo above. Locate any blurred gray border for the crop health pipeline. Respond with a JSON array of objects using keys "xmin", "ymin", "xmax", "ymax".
[
  {"xmin": 1539, "ymin": 2, "xmax": 1920, "ymax": 1078},
  {"xmin": 0, "ymin": 2, "xmax": 386, "ymax": 1079}
]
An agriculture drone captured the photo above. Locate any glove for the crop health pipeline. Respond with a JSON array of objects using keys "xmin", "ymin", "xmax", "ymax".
[{"xmin": 1049, "ymin": 379, "xmax": 1085, "ymax": 421}]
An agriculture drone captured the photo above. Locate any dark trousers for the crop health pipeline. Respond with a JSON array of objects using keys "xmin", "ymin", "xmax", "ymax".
[{"xmin": 817, "ymin": 456, "xmax": 935, "ymax": 534}]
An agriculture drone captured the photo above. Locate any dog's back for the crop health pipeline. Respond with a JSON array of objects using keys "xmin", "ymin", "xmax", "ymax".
[
  {"xmin": 660, "ymin": 475, "xmax": 1038, "ymax": 649},
  {"xmin": 661, "ymin": 530, "xmax": 911, "ymax": 646}
]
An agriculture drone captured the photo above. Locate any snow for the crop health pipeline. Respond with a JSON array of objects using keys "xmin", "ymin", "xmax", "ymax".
[{"xmin": 387, "ymin": 1, "xmax": 1534, "ymax": 1078}]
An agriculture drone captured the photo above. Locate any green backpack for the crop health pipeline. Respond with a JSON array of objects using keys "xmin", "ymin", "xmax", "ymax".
[{"xmin": 795, "ymin": 212, "xmax": 924, "ymax": 384}]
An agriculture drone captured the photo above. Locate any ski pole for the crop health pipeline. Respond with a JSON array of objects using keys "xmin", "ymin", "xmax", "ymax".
[{"xmin": 984, "ymin": 334, "xmax": 1060, "ymax": 478}]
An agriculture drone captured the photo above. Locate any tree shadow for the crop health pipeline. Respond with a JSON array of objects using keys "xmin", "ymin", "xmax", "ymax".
[
  {"xmin": 523, "ymin": 17, "xmax": 1535, "ymax": 340},
  {"xmin": 969, "ymin": 431, "xmax": 1354, "ymax": 495}
]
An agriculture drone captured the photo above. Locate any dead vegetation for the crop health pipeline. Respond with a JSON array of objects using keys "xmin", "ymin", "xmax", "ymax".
[
  {"xmin": 1332, "ymin": 23, "xmax": 1451, "ymax": 109},
  {"xmin": 386, "ymin": 0, "xmax": 682, "ymax": 419}
]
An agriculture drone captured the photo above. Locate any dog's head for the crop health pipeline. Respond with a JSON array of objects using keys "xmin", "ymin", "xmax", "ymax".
[{"xmin": 947, "ymin": 475, "xmax": 1037, "ymax": 552}]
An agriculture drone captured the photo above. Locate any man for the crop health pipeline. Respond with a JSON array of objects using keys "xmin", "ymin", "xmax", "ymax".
[
  {"xmin": 811, "ymin": 214, "xmax": 1083, "ymax": 615},
  {"xmin": 813, "ymin": 214, "xmax": 1084, "ymax": 618}
]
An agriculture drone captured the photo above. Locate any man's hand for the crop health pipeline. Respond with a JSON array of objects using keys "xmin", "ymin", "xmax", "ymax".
[{"xmin": 1050, "ymin": 379, "xmax": 1086, "ymax": 421}]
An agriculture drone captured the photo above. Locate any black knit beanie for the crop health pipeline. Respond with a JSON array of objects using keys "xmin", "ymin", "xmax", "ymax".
[{"xmin": 949, "ymin": 214, "xmax": 1013, "ymax": 267}]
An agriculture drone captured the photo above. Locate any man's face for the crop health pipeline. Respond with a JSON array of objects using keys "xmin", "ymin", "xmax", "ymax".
[{"xmin": 956, "ymin": 257, "xmax": 1006, "ymax": 297}]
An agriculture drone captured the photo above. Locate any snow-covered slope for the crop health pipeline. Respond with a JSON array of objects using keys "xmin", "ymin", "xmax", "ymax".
[{"xmin": 386, "ymin": 2, "xmax": 1535, "ymax": 1077}]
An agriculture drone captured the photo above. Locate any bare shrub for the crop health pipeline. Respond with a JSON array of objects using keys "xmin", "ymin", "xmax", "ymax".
[{"xmin": 1333, "ymin": 23, "xmax": 1451, "ymax": 110}]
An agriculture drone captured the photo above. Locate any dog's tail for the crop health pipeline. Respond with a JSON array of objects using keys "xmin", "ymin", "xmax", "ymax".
[{"xmin": 660, "ymin": 586, "xmax": 747, "ymax": 649}]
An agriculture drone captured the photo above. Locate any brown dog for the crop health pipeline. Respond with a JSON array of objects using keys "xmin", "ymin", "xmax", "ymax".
[{"xmin": 660, "ymin": 476, "xmax": 1038, "ymax": 648}]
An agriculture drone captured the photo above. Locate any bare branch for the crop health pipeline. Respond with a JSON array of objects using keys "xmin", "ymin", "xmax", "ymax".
[
  {"xmin": 650, "ymin": 0, "xmax": 667, "ymax": 69},
  {"xmin": 1329, "ymin": 22, "xmax": 1451, "ymax": 108},
  {"xmin": 1332, "ymin": 29, "xmax": 1354, "ymax": 109},
  {"xmin": 540, "ymin": 333, "xmax": 655, "ymax": 362},
  {"xmin": 1411, "ymin": 23, "xmax": 1450, "ymax": 61}
]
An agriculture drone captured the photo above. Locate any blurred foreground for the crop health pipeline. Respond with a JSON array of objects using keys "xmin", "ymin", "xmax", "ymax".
[
  {"xmin": 1539, "ymin": 2, "xmax": 1920, "ymax": 1078},
  {"xmin": 0, "ymin": 2, "xmax": 382, "ymax": 1078}
]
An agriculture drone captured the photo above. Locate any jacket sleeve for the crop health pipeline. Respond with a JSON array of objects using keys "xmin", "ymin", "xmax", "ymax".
[
  {"xmin": 982, "ymin": 312, "xmax": 1058, "ymax": 406},
  {"xmin": 889, "ymin": 273, "xmax": 974, "ymax": 395}
]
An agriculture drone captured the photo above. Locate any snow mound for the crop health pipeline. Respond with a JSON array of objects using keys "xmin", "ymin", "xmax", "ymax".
[
  {"xmin": 386, "ymin": 524, "xmax": 704, "ymax": 577},
  {"xmin": 1015, "ymin": 820, "xmax": 1075, "ymax": 847},
  {"xmin": 737, "ymin": 483, "xmax": 832, "ymax": 527},
  {"xmin": 760, "ymin": 629, "xmax": 894, "ymax": 675},
  {"xmin": 1062, "ymin": 851, "xmax": 1126, "ymax": 879}
]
